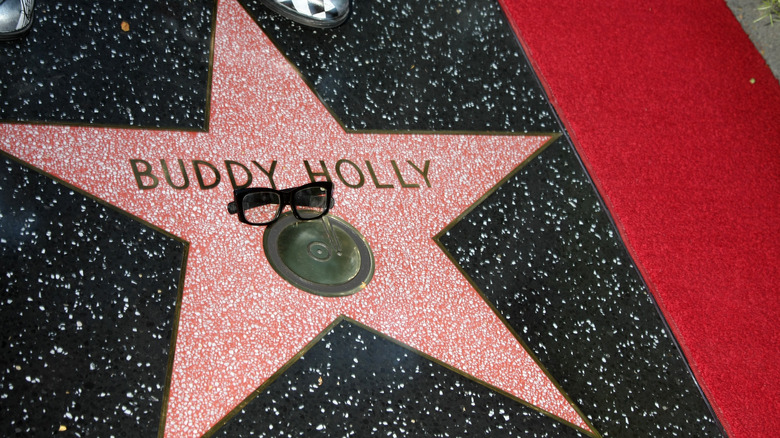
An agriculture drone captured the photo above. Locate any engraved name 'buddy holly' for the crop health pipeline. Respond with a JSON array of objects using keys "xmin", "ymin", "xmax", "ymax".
[{"xmin": 130, "ymin": 159, "xmax": 432, "ymax": 190}]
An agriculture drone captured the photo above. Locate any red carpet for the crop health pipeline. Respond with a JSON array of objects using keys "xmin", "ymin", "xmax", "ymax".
[{"xmin": 500, "ymin": 1, "xmax": 780, "ymax": 436}]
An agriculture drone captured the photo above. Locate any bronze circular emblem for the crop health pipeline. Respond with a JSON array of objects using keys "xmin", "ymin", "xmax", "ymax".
[{"xmin": 263, "ymin": 213, "xmax": 374, "ymax": 296}]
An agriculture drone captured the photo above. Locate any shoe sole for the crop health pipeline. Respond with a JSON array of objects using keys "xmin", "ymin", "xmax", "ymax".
[
  {"xmin": 0, "ymin": 15, "xmax": 33, "ymax": 41},
  {"xmin": 259, "ymin": 0, "xmax": 349, "ymax": 29}
]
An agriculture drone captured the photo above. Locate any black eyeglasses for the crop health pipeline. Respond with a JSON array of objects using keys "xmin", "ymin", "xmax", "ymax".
[{"xmin": 227, "ymin": 181, "xmax": 333, "ymax": 226}]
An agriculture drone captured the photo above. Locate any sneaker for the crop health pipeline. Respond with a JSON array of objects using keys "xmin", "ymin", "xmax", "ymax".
[
  {"xmin": 0, "ymin": 0, "xmax": 34, "ymax": 41},
  {"xmin": 260, "ymin": 0, "xmax": 349, "ymax": 28}
]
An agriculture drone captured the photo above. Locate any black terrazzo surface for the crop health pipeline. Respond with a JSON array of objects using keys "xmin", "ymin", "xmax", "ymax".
[
  {"xmin": 209, "ymin": 319, "xmax": 588, "ymax": 438},
  {"xmin": 439, "ymin": 137, "xmax": 725, "ymax": 437},
  {"xmin": 1, "ymin": 1, "xmax": 729, "ymax": 436},
  {"xmin": 0, "ymin": 154, "xmax": 185, "ymax": 436},
  {"xmin": 0, "ymin": 0, "xmax": 214, "ymax": 130},
  {"xmin": 240, "ymin": 0, "xmax": 555, "ymax": 133}
]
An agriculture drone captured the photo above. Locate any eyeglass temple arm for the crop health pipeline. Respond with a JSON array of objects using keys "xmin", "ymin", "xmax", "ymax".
[
  {"xmin": 320, "ymin": 214, "xmax": 342, "ymax": 256},
  {"xmin": 318, "ymin": 197, "xmax": 340, "ymax": 254}
]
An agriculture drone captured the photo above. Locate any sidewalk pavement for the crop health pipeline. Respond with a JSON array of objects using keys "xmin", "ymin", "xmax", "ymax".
[{"xmin": 726, "ymin": 0, "xmax": 780, "ymax": 81}]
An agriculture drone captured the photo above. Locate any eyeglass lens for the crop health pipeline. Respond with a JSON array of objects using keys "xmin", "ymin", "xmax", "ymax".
[
  {"xmin": 293, "ymin": 186, "xmax": 329, "ymax": 219},
  {"xmin": 242, "ymin": 192, "xmax": 282, "ymax": 224}
]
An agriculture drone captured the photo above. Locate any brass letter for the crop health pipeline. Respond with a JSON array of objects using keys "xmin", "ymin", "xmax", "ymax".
[
  {"xmin": 130, "ymin": 159, "xmax": 158, "ymax": 190},
  {"xmin": 365, "ymin": 161, "xmax": 394, "ymax": 189},
  {"xmin": 250, "ymin": 161, "xmax": 277, "ymax": 189},
  {"xmin": 161, "ymin": 159, "xmax": 190, "ymax": 190},
  {"xmin": 226, "ymin": 160, "xmax": 253, "ymax": 190},
  {"xmin": 303, "ymin": 160, "xmax": 331, "ymax": 183},
  {"xmin": 391, "ymin": 160, "xmax": 419, "ymax": 188},
  {"xmin": 335, "ymin": 159, "xmax": 365, "ymax": 188},
  {"xmin": 193, "ymin": 160, "xmax": 221, "ymax": 190},
  {"xmin": 407, "ymin": 160, "xmax": 431, "ymax": 188}
]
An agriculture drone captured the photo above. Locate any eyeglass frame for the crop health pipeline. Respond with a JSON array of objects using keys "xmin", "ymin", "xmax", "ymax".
[{"xmin": 227, "ymin": 181, "xmax": 334, "ymax": 226}]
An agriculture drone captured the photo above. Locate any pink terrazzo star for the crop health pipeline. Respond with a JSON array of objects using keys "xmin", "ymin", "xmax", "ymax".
[{"xmin": 0, "ymin": 1, "xmax": 590, "ymax": 436}]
